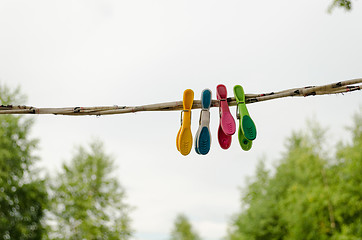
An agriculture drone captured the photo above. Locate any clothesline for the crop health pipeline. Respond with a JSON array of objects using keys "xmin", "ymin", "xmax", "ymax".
[{"xmin": 0, "ymin": 78, "xmax": 361, "ymax": 116}]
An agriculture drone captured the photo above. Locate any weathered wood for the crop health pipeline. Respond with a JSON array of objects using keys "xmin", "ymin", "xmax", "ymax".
[{"xmin": 0, "ymin": 79, "xmax": 360, "ymax": 116}]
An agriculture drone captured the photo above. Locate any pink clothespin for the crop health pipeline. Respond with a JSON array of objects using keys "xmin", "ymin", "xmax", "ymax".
[{"xmin": 217, "ymin": 84, "xmax": 236, "ymax": 149}]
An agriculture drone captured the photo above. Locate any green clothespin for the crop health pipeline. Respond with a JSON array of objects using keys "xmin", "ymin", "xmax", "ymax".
[{"xmin": 233, "ymin": 85, "xmax": 257, "ymax": 151}]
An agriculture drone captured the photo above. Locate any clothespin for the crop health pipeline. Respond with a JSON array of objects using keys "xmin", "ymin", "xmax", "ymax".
[
  {"xmin": 194, "ymin": 89, "xmax": 212, "ymax": 155},
  {"xmin": 176, "ymin": 89, "xmax": 194, "ymax": 156},
  {"xmin": 233, "ymin": 85, "xmax": 256, "ymax": 151},
  {"xmin": 217, "ymin": 84, "xmax": 236, "ymax": 149}
]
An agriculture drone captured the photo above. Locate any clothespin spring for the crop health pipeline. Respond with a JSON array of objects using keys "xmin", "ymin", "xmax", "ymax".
[{"xmin": 180, "ymin": 109, "xmax": 191, "ymax": 125}]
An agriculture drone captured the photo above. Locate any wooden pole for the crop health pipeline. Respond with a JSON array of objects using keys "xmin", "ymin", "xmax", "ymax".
[{"xmin": 0, "ymin": 79, "xmax": 361, "ymax": 116}]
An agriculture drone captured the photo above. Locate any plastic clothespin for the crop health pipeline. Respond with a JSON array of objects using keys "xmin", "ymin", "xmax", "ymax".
[
  {"xmin": 217, "ymin": 84, "xmax": 236, "ymax": 149},
  {"xmin": 194, "ymin": 89, "xmax": 212, "ymax": 155},
  {"xmin": 233, "ymin": 85, "xmax": 256, "ymax": 151},
  {"xmin": 176, "ymin": 89, "xmax": 194, "ymax": 156}
]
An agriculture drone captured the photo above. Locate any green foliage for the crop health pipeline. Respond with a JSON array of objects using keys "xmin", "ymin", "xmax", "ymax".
[
  {"xmin": 329, "ymin": 0, "xmax": 353, "ymax": 12},
  {"xmin": 0, "ymin": 85, "xmax": 47, "ymax": 239},
  {"xmin": 330, "ymin": 108, "xmax": 362, "ymax": 239},
  {"xmin": 228, "ymin": 111, "xmax": 362, "ymax": 240},
  {"xmin": 170, "ymin": 214, "xmax": 201, "ymax": 240},
  {"xmin": 46, "ymin": 140, "xmax": 132, "ymax": 240}
]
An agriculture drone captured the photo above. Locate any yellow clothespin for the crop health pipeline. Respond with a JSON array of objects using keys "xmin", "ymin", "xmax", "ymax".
[{"xmin": 176, "ymin": 89, "xmax": 194, "ymax": 156}]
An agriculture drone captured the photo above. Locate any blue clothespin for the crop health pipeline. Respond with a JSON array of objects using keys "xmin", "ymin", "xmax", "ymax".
[{"xmin": 195, "ymin": 89, "xmax": 212, "ymax": 155}]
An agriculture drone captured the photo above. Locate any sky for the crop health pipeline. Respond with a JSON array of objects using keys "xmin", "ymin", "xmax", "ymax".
[{"xmin": 0, "ymin": 0, "xmax": 361, "ymax": 239}]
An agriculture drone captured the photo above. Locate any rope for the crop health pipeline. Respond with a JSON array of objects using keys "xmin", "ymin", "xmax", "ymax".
[{"xmin": 0, "ymin": 78, "xmax": 361, "ymax": 116}]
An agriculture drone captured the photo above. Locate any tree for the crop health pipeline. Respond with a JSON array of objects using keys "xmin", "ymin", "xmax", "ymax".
[
  {"xmin": 227, "ymin": 112, "xmax": 362, "ymax": 240},
  {"xmin": 0, "ymin": 85, "xmax": 47, "ymax": 239},
  {"xmin": 329, "ymin": 108, "xmax": 362, "ymax": 239},
  {"xmin": 170, "ymin": 214, "xmax": 201, "ymax": 240},
  {"xmin": 46, "ymin": 140, "xmax": 132, "ymax": 239},
  {"xmin": 227, "ymin": 161, "xmax": 283, "ymax": 240}
]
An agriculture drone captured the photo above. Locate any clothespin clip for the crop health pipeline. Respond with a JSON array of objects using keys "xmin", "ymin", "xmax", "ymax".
[
  {"xmin": 217, "ymin": 84, "xmax": 236, "ymax": 149},
  {"xmin": 233, "ymin": 85, "xmax": 256, "ymax": 151},
  {"xmin": 176, "ymin": 89, "xmax": 194, "ymax": 156},
  {"xmin": 194, "ymin": 89, "xmax": 212, "ymax": 155}
]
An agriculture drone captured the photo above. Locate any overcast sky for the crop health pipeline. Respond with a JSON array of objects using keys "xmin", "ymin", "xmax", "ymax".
[{"xmin": 0, "ymin": 1, "xmax": 361, "ymax": 239}]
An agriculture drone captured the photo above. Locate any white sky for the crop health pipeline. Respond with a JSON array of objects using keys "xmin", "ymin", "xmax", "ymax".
[{"xmin": 0, "ymin": 1, "xmax": 361, "ymax": 239}]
